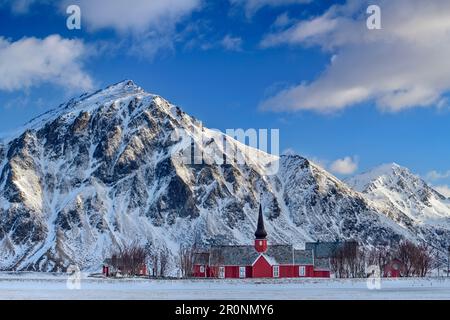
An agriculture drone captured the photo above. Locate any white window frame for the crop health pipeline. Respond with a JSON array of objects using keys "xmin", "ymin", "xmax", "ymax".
[
  {"xmin": 239, "ymin": 266, "xmax": 246, "ymax": 278},
  {"xmin": 273, "ymin": 265, "xmax": 280, "ymax": 278},
  {"xmin": 199, "ymin": 265, "xmax": 205, "ymax": 273},
  {"xmin": 299, "ymin": 266, "xmax": 306, "ymax": 277},
  {"xmin": 219, "ymin": 266, "xmax": 225, "ymax": 279}
]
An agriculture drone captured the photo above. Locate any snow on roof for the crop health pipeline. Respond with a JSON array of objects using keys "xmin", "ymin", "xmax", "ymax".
[{"xmin": 196, "ymin": 245, "xmax": 315, "ymax": 266}]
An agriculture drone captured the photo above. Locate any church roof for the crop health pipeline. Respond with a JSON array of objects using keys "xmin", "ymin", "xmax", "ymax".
[
  {"xmin": 210, "ymin": 245, "xmax": 259, "ymax": 266},
  {"xmin": 305, "ymin": 241, "xmax": 358, "ymax": 258},
  {"xmin": 193, "ymin": 252, "xmax": 210, "ymax": 265},
  {"xmin": 196, "ymin": 244, "xmax": 317, "ymax": 267}
]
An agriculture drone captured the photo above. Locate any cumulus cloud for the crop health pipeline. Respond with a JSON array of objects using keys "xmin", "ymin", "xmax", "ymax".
[
  {"xmin": 3, "ymin": 0, "xmax": 200, "ymax": 34},
  {"xmin": 435, "ymin": 185, "xmax": 450, "ymax": 198},
  {"xmin": 63, "ymin": 0, "xmax": 200, "ymax": 34},
  {"xmin": 221, "ymin": 34, "xmax": 243, "ymax": 51},
  {"xmin": 260, "ymin": 0, "xmax": 450, "ymax": 113},
  {"xmin": 230, "ymin": 0, "xmax": 311, "ymax": 16},
  {"xmin": 67, "ymin": 0, "xmax": 202, "ymax": 58},
  {"xmin": 426, "ymin": 170, "xmax": 450, "ymax": 181},
  {"xmin": 0, "ymin": 35, "xmax": 93, "ymax": 91},
  {"xmin": 330, "ymin": 156, "xmax": 358, "ymax": 175},
  {"xmin": 3, "ymin": 1, "xmax": 202, "ymax": 59},
  {"xmin": 272, "ymin": 12, "xmax": 295, "ymax": 29}
]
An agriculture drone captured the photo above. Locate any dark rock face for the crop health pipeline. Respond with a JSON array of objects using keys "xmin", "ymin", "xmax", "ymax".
[
  {"xmin": 267, "ymin": 196, "xmax": 281, "ymax": 220},
  {"xmin": 0, "ymin": 81, "xmax": 448, "ymax": 272}
]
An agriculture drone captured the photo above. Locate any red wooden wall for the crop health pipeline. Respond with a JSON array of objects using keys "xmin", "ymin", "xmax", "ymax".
[
  {"xmin": 225, "ymin": 266, "xmax": 239, "ymax": 278},
  {"xmin": 246, "ymin": 266, "xmax": 253, "ymax": 278},
  {"xmin": 252, "ymin": 256, "xmax": 273, "ymax": 278},
  {"xmin": 279, "ymin": 265, "xmax": 314, "ymax": 278},
  {"xmin": 313, "ymin": 270, "xmax": 330, "ymax": 278},
  {"xmin": 193, "ymin": 260, "xmax": 330, "ymax": 278}
]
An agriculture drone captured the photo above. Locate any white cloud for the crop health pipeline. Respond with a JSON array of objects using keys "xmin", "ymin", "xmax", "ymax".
[
  {"xmin": 66, "ymin": 0, "xmax": 201, "ymax": 58},
  {"xmin": 3, "ymin": 0, "xmax": 200, "ymax": 34},
  {"xmin": 3, "ymin": 1, "xmax": 202, "ymax": 59},
  {"xmin": 280, "ymin": 150, "xmax": 358, "ymax": 175},
  {"xmin": 261, "ymin": 15, "xmax": 338, "ymax": 48},
  {"xmin": 272, "ymin": 12, "xmax": 294, "ymax": 29},
  {"xmin": 260, "ymin": 0, "xmax": 450, "ymax": 113},
  {"xmin": 230, "ymin": 0, "xmax": 311, "ymax": 16},
  {"xmin": 64, "ymin": 0, "xmax": 201, "ymax": 34},
  {"xmin": 0, "ymin": 0, "xmax": 49, "ymax": 14},
  {"xmin": 434, "ymin": 185, "xmax": 450, "ymax": 198},
  {"xmin": 221, "ymin": 35, "xmax": 243, "ymax": 51},
  {"xmin": 330, "ymin": 156, "xmax": 358, "ymax": 175},
  {"xmin": 426, "ymin": 170, "xmax": 450, "ymax": 181},
  {"xmin": 0, "ymin": 35, "xmax": 93, "ymax": 92},
  {"xmin": 9, "ymin": 0, "xmax": 36, "ymax": 13}
]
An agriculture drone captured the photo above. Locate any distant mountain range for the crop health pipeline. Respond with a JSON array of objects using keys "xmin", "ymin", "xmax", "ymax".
[{"xmin": 0, "ymin": 80, "xmax": 449, "ymax": 272}]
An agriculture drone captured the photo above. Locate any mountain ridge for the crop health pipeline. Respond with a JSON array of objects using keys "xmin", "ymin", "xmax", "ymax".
[
  {"xmin": 347, "ymin": 163, "xmax": 450, "ymax": 228},
  {"xmin": 0, "ymin": 81, "xmax": 449, "ymax": 272}
]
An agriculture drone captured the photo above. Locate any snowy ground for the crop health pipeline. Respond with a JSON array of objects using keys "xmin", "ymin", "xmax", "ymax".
[{"xmin": 0, "ymin": 273, "xmax": 449, "ymax": 300}]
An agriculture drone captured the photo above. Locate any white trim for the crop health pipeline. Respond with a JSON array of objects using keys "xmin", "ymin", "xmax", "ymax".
[
  {"xmin": 199, "ymin": 265, "xmax": 205, "ymax": 273},
  {"xmin": 299, "ymin": 265, "xmax": 306, "ymax": 277},
  {"xmin": 239, "ymin": 266, "xmax": 246, "ymax": 278},
  {"xmin": 219, "ymin": 266, "xmax": 225, "ymax": 278},
  {"xmin": 273, "ymin": 265, "xmax": 280, "ymax": 278},
  {"xmin": 252, "ymin": 254, "xmax": 279, "ymax": 267},
  {"xmin": 251, "ymin": 254, "xmax": 266, "ymax": 266}
]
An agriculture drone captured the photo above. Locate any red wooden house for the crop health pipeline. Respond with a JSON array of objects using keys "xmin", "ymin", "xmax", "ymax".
[
  {"xmin": 383, "ymin": 258, "xmax": 405, "ymax": 278},
  {"xmin": 193, "ymin": 204, "xmax": 331, "ymax": 279}
]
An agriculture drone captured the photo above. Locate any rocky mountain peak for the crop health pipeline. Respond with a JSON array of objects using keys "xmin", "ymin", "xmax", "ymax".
[
  {"xmin": 347, "ymin": 163, "xmax": 450, "ymax": 229},
  {"xmin": 346, "ymin": 163, "xmax": 412, "ymax": 193},
  {"xmin": 0, "ymin": 81, "xmax": 449, "ymax": 272}
]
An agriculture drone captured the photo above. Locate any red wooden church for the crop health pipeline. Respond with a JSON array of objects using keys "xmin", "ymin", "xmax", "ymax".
[{"xmin": 193, "ymin": 204, "xmax": 331, "ymax": 278}]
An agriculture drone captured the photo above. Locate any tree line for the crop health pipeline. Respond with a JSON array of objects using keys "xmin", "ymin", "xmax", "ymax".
[
  {"xmin": 108, "ymin": 241, "xmax": 171, "ymax": 277},
  {"xmin": 330, "ymin": 240, "xmax": 434, "ymax": 278}
]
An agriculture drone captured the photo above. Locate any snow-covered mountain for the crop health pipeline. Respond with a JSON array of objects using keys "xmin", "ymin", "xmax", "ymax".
[
  {"xmin": 346, "ymin": 163, "xmax": 450, "ymax": 249},
  {"xmin": 0, "ymin": 81, "xmax": 448, "ymax": 272},
  {"xmin": 347, "ymin": 163, "xmax": 450, "ymax": 225}
]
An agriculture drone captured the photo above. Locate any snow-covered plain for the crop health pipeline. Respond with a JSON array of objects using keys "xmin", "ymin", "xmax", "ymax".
[{"xmin": 0, "ymin": 273, "xmax": 449, "ymax": 300}]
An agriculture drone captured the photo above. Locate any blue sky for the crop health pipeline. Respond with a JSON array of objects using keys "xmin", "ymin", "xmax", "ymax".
[{"xmin": 1, "ymin": 0, "xmax": 450, "ymax": 193}]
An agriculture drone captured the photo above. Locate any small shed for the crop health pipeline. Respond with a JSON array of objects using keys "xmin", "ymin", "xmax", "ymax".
[
  {"xmin": 102, "ymin": 257, "xmax": 148, "ymax": 277},
  {"xmin": 383, "ymin": 259, "xmax": 405, "ymax": 278}
]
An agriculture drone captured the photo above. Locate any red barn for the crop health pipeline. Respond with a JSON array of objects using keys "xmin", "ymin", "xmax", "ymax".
[{"xmin": 192, "ymin": 203, "xmax": 331, "ymax": 279}]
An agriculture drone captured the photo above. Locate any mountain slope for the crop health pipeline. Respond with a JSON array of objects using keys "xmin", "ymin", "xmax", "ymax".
[
  {"xmin": 346, "ymin": 163, "xmax": 450, "ymax": 251},
  {"xmin": 347, "ymin": 163, "xmax": 450, "ymax": 226},
  {"xmin": 0, "ymin": 81, "xmax": 448, "ymax": 272}
]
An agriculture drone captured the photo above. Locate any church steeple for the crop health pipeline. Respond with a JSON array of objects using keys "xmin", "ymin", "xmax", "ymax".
[
  {"xmin": 255, "ymin": 203, "xmax": 267, "ymax": 239},
  {"xmin": 254, "ymin": 201, "xmax": 268, "ymax": 253}
]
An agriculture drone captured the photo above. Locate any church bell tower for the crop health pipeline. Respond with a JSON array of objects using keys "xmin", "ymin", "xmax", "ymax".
[{"xmin": 254, "ymin": 203, "xmax": 268, "ymax": 253}]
